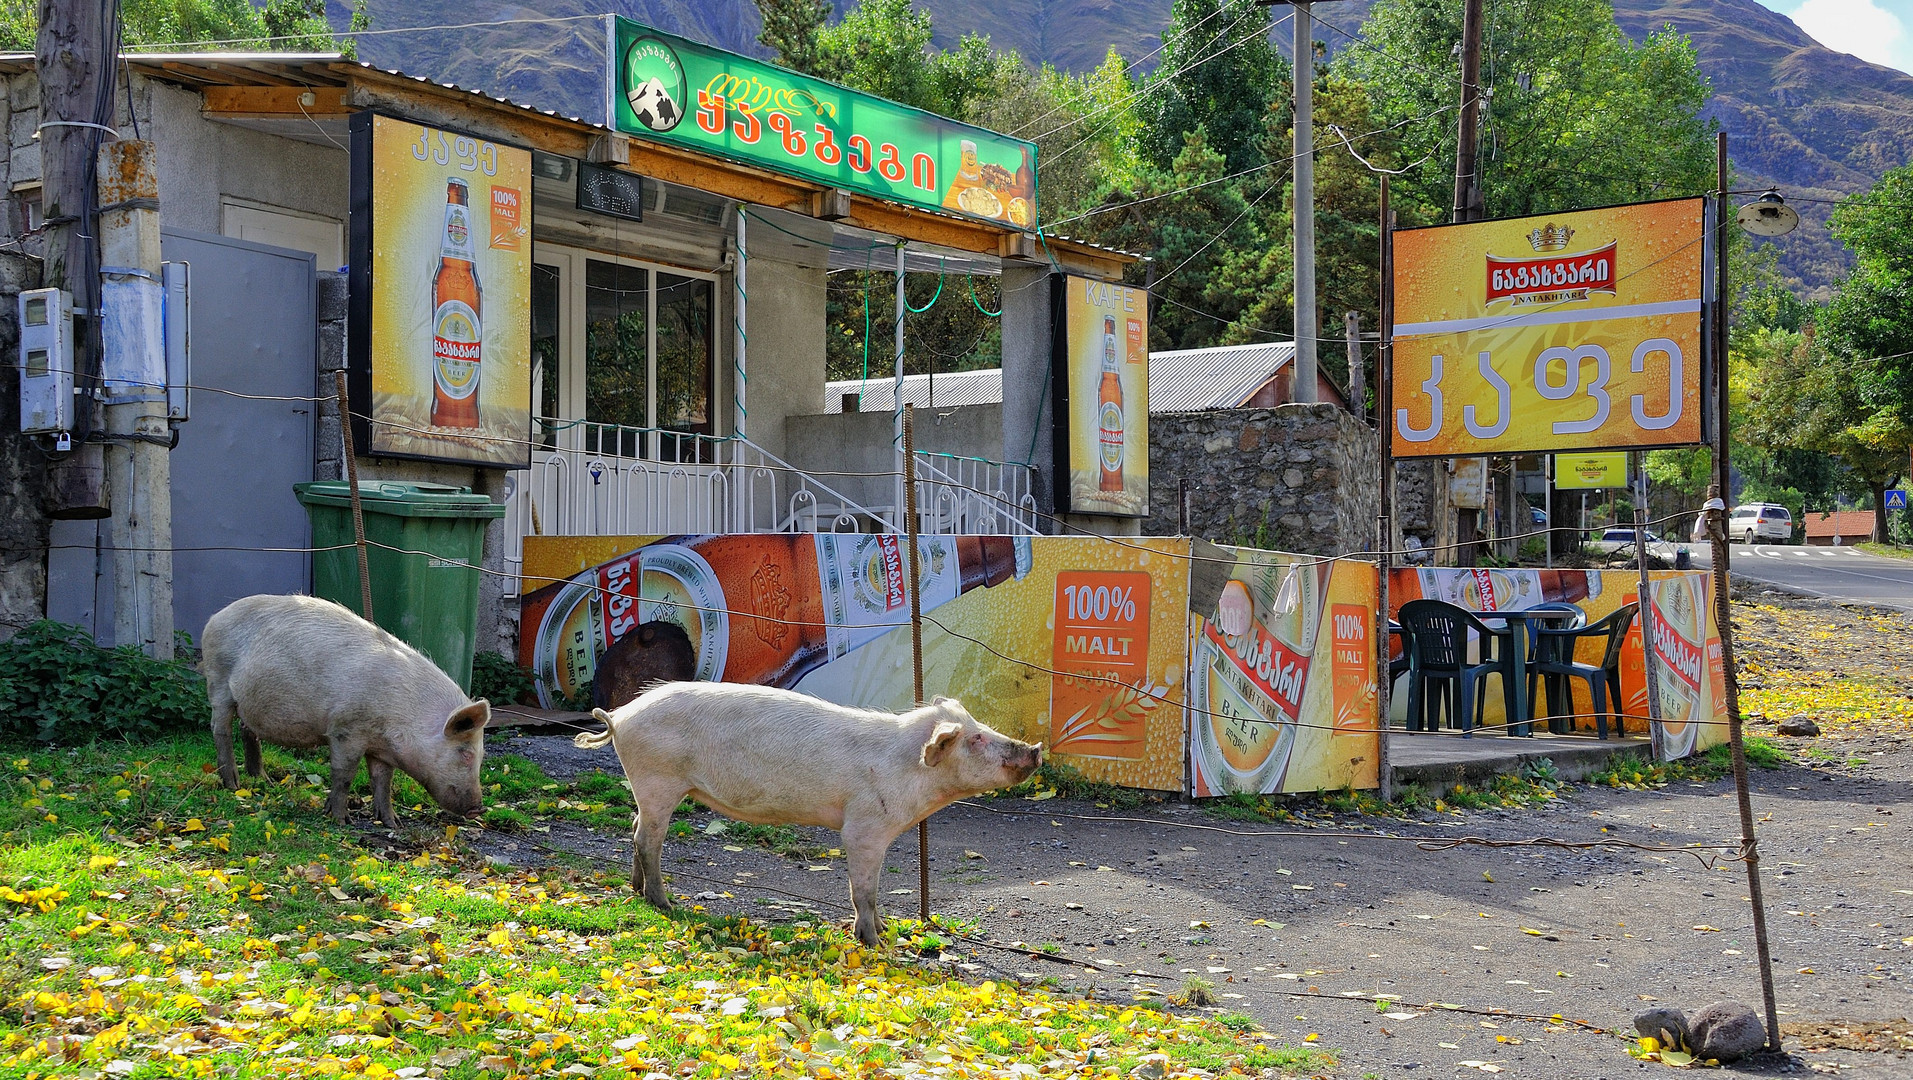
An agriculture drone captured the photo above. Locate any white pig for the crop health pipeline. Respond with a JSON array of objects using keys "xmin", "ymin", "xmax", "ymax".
[
  {"xmin": 573, "ymin": 682, "xmax": 1043, "ymax": 946},
  {"xmin": 200, "ymin": 594, "xmax": 489, "ymax": 828}
]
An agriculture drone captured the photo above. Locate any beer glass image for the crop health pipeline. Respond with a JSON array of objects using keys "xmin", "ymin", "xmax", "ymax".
[
  {"xmin": 527, "ymin": 534, "xmax": 1029, "ymax": 707},
  {"xmin": 431, "ymin": 178, "xmax": 483, "ymax": 429},
  {"xmin": 1647, "ymin": 574, "xmax": 1707, "ymax": 760},
  {"xmin": 958, "ymin": 139, "xmax": 981, "ymax": 182},
  {"xmin": 1189, "ymin": 552, "xmax": 1329, "ymax": 795}
]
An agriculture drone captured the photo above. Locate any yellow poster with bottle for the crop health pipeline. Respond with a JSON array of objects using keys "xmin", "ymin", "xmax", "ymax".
[
  {"xmin": 352, "ymin": 112, "xmax": 533, "ymax": 468},
  {"xmin": 520, "ymin": 534, "xmax": 1385, "ymax": 794},
  {"xmin": 1056, "ymin": 275, "xmax": 1149, "ymax": 517}
]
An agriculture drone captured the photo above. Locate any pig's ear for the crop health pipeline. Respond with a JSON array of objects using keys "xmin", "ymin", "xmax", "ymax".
[
  {"xmin": 932, "ymin": 695, "xmax": 956, "ymax": 707},
  {"xmin": 445, "ymin": 700, "xmax": 490, "ymax": 740},
  {"xmin": 920, "ymin": 721, "xmax": 964, "ymax": 767}
]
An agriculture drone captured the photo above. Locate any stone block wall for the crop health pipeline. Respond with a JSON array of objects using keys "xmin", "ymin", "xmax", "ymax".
[{"xmin": 1144, "ymin": 403, "xmax": 1378, "ymax": 557}]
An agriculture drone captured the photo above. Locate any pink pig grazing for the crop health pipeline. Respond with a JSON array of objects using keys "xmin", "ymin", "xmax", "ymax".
[
  {"xmin": 200, "ymin": 594, "xmax": 489, "ymax": 828},
  {"xmin": 574, "ymin": 681, "xmax": 1043, "ymax": 946}
]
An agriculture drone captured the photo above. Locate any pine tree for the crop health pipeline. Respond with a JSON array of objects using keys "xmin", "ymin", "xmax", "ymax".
[{"xmin": 754, "ymin": 0, "xmax": 832, "ymax": 75}]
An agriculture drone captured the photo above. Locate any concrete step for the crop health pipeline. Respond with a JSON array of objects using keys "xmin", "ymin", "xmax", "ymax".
[{"xmin": 1388, "ymin": 730, "xmax": 1655, "ymax": 798}]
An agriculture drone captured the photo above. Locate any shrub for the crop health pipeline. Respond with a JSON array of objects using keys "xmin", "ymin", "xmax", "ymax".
[
  {"xmin": 0, "ymin": 621, "xmax": 207, "ymax": 743},
  {"xmin": 470, "ymin": 650, "xmax": 535, "ymax": 706}
]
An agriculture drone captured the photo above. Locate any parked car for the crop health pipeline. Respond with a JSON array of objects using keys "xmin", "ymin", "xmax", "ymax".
[
  {"xmin": 1528, "ymin": 505, "xmax": 1548, "ymax": 527},
  {"xmin": 1729, "ymin": 503, "xmax": 1793, "ymax": 544},
  {"xmin": 1585, "ymin": 526, "xmax": 1689, "ymax": 567}
]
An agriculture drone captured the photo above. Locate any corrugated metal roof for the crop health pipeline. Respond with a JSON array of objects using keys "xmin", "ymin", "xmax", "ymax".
[
  {"xmin": 826, "ymin": 341, "xmax": 1299, "ymax": 415},
  {"xmin": 826, "ymin": 370, "xmax": 1003, "ymax": 412},
  {"xmin": 1146, "ymin": 341, "xmax": 1295, "ymax": 412}
]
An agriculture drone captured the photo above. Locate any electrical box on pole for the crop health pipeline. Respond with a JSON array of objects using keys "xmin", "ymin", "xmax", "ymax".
[
  {"xmin": 18, "ymin": 287, "xmax": 75, "ymax": 435},
  {"xmin": 163, "ymin": 261, "xmax": 191, "ymax": 423}
]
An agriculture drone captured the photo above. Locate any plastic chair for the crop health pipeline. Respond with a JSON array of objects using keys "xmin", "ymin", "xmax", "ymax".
[
  {"xmin": 1396, "ymin": 600, "xmax": 1520, "ymax": 737},
  {"xmin": 1527, "ymin": 602, "xmax": 1638, "ymax": 739}
]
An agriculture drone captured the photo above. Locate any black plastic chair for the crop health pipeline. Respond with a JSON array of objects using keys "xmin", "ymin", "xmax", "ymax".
[
  {"xmin": 1388, "ymin": 622, "xmax": 1411, "ymax": 685},
  {"xmin": 1396, "ymin": 600, "xmax": 1520, "ymax": 736},
  {"xmin": 1527, "ymin": 602, "xmax": 1638, "ymax": 739}
]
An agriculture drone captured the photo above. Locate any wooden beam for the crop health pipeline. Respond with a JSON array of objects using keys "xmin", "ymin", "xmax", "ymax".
[
  {"xmin": 202, "ymin": 85, "xmax": 350, "ymax": 116},
  {"xmin": 334, "ymin": 65, "xmax": 1138, "ymax": 277}
]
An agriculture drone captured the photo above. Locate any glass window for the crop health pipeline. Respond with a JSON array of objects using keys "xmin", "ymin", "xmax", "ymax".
[
  {"xmin": 585, "ymin": 259, "xmax": 648, "ymax": 457},
  {"xmin": 655, "ymin": 272, "xmax": 712, "ymax": 461},
  {"xmin": 531, "ymin": 263, "xmax": 561, "ymax": 447}
]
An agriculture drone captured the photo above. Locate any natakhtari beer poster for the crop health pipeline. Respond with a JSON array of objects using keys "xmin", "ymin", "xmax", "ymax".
[
  {"xmin": 1390, "ymin": 197, "xmax": 1708, "ymax": 459},
  {"xmin": 350, "ymin": 113, "xmax": 533, "ymax": 468},
  {"xmin": 1054, "ymin": 275, "xmax": 1150, "ymax": 517}
]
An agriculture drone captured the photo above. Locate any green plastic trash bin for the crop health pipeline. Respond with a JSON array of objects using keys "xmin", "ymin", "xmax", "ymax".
[{"xmin": 294, "ymin": 480, "xmax": 505, "ymax": 692}]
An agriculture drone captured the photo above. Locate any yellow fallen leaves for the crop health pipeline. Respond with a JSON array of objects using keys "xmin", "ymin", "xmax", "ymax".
[{"xmin": 1, "ymin": 748, "xmax": 1327, "ymax": 1080}]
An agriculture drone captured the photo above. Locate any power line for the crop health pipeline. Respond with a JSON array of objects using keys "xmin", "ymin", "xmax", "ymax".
[{"xmin": 120, "ymin": 13, "xmax": 604, "ymax": 52}]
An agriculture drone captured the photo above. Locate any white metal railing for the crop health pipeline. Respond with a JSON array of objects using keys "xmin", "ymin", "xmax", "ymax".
[
  {"xmin": 911, "ymin": 451, "xmax": 1039, "ymax": 537},
  {"xmin": 503, "ymin": 421, "xmax": 1037, "ymax": 596}
]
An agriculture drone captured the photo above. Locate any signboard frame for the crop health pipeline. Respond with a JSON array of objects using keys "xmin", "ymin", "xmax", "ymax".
[
  {"xmin": 1553, "ymin": 451, "xmax": 1629, "ymax": 490},
  {"xmin": 607, "ymin": 17, "xmax": 1037, "ymax": 231},
  {"xmin": 1386, "ymin": 195, "xmax": 1714, "ymax": 461},
  {"xmin": 1050, "ymin": 273, "xmax": 1150, "ymax": 518},
  {"xmin": 348, "ymin": 111, "xmax": 535, "ymax": 470}
]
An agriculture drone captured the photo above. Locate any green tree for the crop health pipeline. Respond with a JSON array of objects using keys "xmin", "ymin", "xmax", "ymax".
[
  {"xmin": 2, "ymin": 0, "xmax": 344, "ymax": 52},
  {"xmin": 1742, "ymin": 327, "xmax": 1907, "ymax": 542},
  {"xmin": 1337, "ymin": 0, "xmax": 1715, "ymax": 223},
  {"xmin": 1138, "ymin": 0, "xmax": 1287, "ymax": 173},
  {"xmin": 1822, "ymin": 166, "xmax": 1913, "ymax": 483},
  {"xmin": 816, "ymin": 0, "xmax": 939, "ymax": 111},
  {"xmin": 753, "ymin": 0, "xmax": 832, "ymax": 75},
  {"xmin": 1081, "ymin": 131, "xmax": 1260, "ymax": 351}
]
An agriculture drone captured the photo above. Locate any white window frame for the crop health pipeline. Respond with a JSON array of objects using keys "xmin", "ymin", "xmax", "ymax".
[{"xmin": 533, "ymin": 242, "xmax": 719, "ymax": 458}]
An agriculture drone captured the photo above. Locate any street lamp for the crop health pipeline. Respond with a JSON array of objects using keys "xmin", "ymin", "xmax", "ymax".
[{"xmin": 1736, "ymin": 189, "xmax": 1800, "ymax": 237}]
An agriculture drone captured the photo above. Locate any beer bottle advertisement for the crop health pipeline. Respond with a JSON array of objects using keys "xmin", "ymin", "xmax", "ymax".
[
  {"xmin": 1056, "ymin": 274, "xmax": 1149, "ymax": 516},
  {"xmin": 355, "ymin": 113, "xmax": 532, "ymax": 468},
  {"xmin": 521, "ymin": 534, "xmax": 1385, "ymax": 795}
]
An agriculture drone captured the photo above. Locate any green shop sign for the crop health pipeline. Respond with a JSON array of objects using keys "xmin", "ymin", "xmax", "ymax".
[{"xmin": 610, "ymin": 18, "xmax": 1037, "ymax": 230}]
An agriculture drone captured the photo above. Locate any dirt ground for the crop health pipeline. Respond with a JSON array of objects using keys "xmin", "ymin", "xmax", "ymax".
[{"xmin": 476, "ymin": 596, "xmax": 1912, "ymax": 1079}]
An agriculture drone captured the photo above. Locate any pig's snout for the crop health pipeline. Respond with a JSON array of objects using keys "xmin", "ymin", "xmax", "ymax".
[{"xmin": 1006, "ymin": 742, "xmax": 1044, "ymax": 782}]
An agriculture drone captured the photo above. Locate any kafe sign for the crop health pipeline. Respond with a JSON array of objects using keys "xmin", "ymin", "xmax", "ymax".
[
  {"xmin": 1390, "ymin": 198, "xmax": 1710, "ymax": 459},
  {"xmin": 610, "ymin": 19, "xmax": 1037, "ymax": 230}
]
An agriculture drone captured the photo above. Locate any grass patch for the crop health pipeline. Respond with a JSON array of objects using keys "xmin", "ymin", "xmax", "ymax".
[
  {"xmin": 999, "ymin": 760, "xmax": 1157, "ymax": 811},
  {"xmin": 0, "ymin": 735, "xmax": 1328, "ymax": 1078},
  {"xmin": 1586, "ymin": 736, "xmax": 1790, "ymax": 790},
  {"xmin": 1855, "ymin": 542, "xmax": 1913, "ymax": 561}
]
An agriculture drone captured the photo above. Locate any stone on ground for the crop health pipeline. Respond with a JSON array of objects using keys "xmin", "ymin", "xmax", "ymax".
[{"xmin": 1690, "ymin": 1001, "xmax": 1767, "ymax": 1062}]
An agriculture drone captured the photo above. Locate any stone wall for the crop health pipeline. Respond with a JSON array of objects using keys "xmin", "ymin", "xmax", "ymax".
[{"xmin": 1144, "ymin": 403, "xmax": 1378, "ymax": 556}]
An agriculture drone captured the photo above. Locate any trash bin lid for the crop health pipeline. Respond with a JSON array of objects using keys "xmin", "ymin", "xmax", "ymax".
[{"xmin": 294, "ymin": 480, "xmax": 506, "ymax": 519}]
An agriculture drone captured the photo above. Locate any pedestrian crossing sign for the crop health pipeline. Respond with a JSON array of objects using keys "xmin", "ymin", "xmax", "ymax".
[{"xmin": 1888, "ymin": 490, "xmax": 1908, "ymax": 511}]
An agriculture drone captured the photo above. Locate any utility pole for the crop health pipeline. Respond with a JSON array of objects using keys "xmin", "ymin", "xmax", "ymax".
[
  {"xmin": 99, "ymin": 138, "xmax": 173, "ymax": 659},
  {"xmin": 36, "ymin": 0, "xmax": 111, "ymax": 519},
  {"xmin": 1259, "ymin": 0, "xmax": 1344, "ymax": 402},
  {"xmin": 1450, "ymin": 0, "xmax": 1486, "ymax": 565},
  {"xmin": 1291, "ymin": 2, "xmax": 1318, "ymax": 404},
  {"xmin": 1343, "ymin": 311, "xmax": 1364, "ymax": 422}
]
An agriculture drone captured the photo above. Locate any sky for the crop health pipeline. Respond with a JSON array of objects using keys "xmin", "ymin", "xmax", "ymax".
[{"xmin": 1756, "ymin": 0, "xmax": 1913, "ymax": 73}]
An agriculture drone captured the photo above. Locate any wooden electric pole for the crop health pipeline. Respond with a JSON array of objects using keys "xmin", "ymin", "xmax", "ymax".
[
  {"xmin": 36, "ymin": 0, "xmax": 112, "ymax": 519},
  {"xmin": 1450, "ymin": 0, "xmax": 1486, "ymax": 565}
]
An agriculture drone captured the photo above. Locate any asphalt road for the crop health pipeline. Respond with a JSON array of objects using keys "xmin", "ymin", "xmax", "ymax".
[{"xmin": 1691, "ymin": 545, "xmax": 1913, "ymax": 613}]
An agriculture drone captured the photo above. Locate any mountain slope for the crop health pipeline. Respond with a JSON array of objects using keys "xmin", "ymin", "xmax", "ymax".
[{"xmin": 333, "ymin": 0, "xmax": 1913, "ymax": 293}]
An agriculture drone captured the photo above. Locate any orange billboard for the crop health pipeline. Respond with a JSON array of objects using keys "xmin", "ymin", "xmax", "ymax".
[{"xmin": 1390, "ymin": 198, "xmax": 1709, "ymax": 459}]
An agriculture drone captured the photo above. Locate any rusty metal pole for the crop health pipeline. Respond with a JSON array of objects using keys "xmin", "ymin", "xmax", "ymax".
[
  {"xmin": 903, "ymin": 408, "xmax": 929, "ymax": 926},
  {"xmin": 1375, "ymin": 174, "xmax": 1394, "ymax": 801},
  {"xmin": 334, "ymin": 371, "xmax": 374, "ymax": 622},
  {"xmin": 1708, "ymin": 133, "xmax": 1782, "ymax": 1055}
]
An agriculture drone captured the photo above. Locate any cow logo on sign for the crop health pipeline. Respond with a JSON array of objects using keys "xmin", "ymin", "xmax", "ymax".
[{"xmin": 624, "ymin": 36, "xmax": 687, "ymax": 133}]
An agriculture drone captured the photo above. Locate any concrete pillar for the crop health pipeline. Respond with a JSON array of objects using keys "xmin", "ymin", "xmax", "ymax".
[
  {"xmin": 97, "ymin": 139, "xmax": 172, "ymax": 658},
  {"xmin": 999, "ymin": 264, "xmax": 1054, "ymax": 530}
]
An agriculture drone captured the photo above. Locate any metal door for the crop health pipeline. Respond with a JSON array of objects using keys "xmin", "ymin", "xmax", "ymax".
[{"xmin": 46, "ymin": 230, "xmax": 316, "ymax": 644}]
